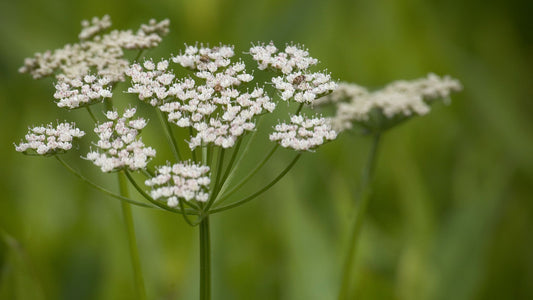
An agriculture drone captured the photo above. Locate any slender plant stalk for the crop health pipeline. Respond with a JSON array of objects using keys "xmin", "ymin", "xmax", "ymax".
[
  {"xmin": 86, "ymin": 106, "xmax": 97, "ymax": 122},
  {"xmin": 118, "ymin": 172, "xmax": 147, "ymax": 300},
  {"xmin": 189, "ymin": 127, "xmax": 198, "ymax": 161},
  {"xmin": 338, "ymin": 133, "xmax": 381, "ymax": 300},
  {"xmin": 215, "ymin": 144, "xmax": 279, "ymax": 205},
  {"xmin": 199, "ymin": 216, "xmax": 211, "ymax": 300},
  {"xmin": 55, "ymin": 156, "xmax": 155, "ymax": 208},
  {"xmin": 157, "ymin": 109, "xmax": 182, "ymax": 161},
  {"xmin": 211, "ymin": 153, "xmax": 302, "ymax": 213},
  {"xmin": 215, "ymin": 127, "xmax": 258, "ymax": 198}
]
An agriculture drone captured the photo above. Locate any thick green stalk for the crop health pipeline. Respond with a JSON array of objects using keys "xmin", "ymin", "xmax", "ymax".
[
  {"xmin": 118, "ymin": 172, "xmax": 147, "ymax": 300},
  {"xmin": 199, "ymin": 216, "xmax": 211, "ymax": 300},
  {"xmin": 338, "ymin": 133, "xmax": 381, "ymax": 300}
]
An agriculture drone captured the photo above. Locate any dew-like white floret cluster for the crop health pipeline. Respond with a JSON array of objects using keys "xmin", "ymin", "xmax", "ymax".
[
  {"xmin": 15, "ymin": 122, "xmax": 85, "ymax": 155},
  {"xmin": 19, "ymin": 15, "xmax": 170, "ymax": 83},
  {"xmin": 325, "ymin": 73, "xmax": 463, "ymax": 131},
  {"xmin": 53, "ymin": 74, "xmax": 113, "ymax": 109},
  {"xmin": 126, "ymin": 59, "xmax": 175, "ymax": 106},
  {"xmin": 249, "ymin": 43, "xmax": 337, "ymax": 105},
  {"xmin": 127, "ymin": 45, "xmax": 276, "ymax": 150},
  {"xmin": 172, "ymin": 44, "xmax": 235, "ymax": 72},
  {"xmin": 145, "ymin": 161, "xmax": 211, "ymax": 207},
  {"xmin": 272, "ymin": 71, "xmax": 337, "ymax": 104},
  {"xmin": 86, "ymin": 108, "xmax": 156, "ymax": 172},
  {"xmin": 249, "ymin": 42, "xmax": 318, "ymax": 74},
  {"xmin": 270, "ymin": 115, "xmax": 337, "ymax": 151}
]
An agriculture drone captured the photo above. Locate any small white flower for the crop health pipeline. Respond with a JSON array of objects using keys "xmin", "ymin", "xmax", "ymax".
[
  {"xmin": 15, "ymin": 122, "xmax": 85, "ymax": 155},
  {"xmin": 270, "ymin": 114, "xmax": 337, "ymax": 151},
  {"xmin": 145, "ymin": 161, "xmax": 211, "ymax": 206},
  {"xmin": 272, "ymin": 71, "xmax": 337, "ymax": 104},
  {"xmin": 53, "ymin": 74, "xmax": 113, "ymax": 109},
  {"xmin": 86, "ymin": 107, "xmax": 156, "ymax": 172},
  {"xmin": 126, "ymin": 59, "xmax": 176, "ymax": 106},
  {"xmin": 172, "ymin": 43, "xmax": 235, "ymax": 72},
  {"xmin": 249, "ymin": 42, "xmax": 318, "ymax": 74}
]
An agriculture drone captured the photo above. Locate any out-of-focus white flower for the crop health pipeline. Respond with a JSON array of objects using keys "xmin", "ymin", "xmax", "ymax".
[
  {"xmin": 324, "ymin": 73, "xmax": 463, "ymax": 132},
  {"xmin": 79, "ymin": 15, "xmax": 112, "ymax": 40},
  {"xmin": 145, "ymin": 161, "xmax": 211, "ymax": 207},
  {"xmin": 19, "ymin": 16, "xmax": 170, "ymax": 83},
  {"xmin": 270, "ymin": 114, "xmax": 337, "ymax": 151},
  {"xmin": 313, "ymin": 82, "xmax": 368, "ymax": 106},
  {"xmin": 53, "ymin": 74, "xmax": 112, "ymax": 109},
  {"xmin": 15, "ymin": 122, "xmax": 85, "ymax": 155},
  {"xmin": 86, "ymin": 107, "xmax": 156, "ymax": 172}
]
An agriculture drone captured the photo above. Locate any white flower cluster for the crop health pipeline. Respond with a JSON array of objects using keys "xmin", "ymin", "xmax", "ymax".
[
  {"xmin": 126, "ymin": 60, "xmax": 175, "ymax": 106},
  {"xmin": 270, "ymin": 115, "xmax": 337, "ymax": 151},
  {"xmin": 272, "ymin": 71, "xmax": 337, "ymax": 104},
  {"xmin": 53, "ymin": 74, "xmax": 113, "ymax": 109},
  {"xmin": 19, "ymin": 15, "xmax": 169, "ymax": 83},
  {"xmin": 250, "ymin": 43, "xmax": 337, "ymax": 105},
  {"xmin": 79, "ymin": 15, "xmax": 112, "ymax": 40},
  {"xmin": 172, "ymin": 44, "xmax": 234, "ymax": 72},
  {"xmin": 145, "ymin": 161, "xmax": 211, "ymax": 207},
  {"xmin": 249, "ymin": 42, "xmax": 318, "ymax": 74},
  {"xmin": 15, "ymin": 122, "xmax": 85, "ymax": 155},
  {"xmin": 325, "ymin": 74, "xmax": 463, "ymax": 131},
  {"xmin": 86, "ymin": 108, "xmax": 156, "ymax": 172},
  {"xmin": 127, "ymin": 45, "xmax": 276, "ymax": 150}
]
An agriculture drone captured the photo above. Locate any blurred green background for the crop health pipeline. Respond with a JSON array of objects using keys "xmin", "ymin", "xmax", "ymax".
[{"xmin": 1, "ymin": 0, "xmax": 532, "ymax": 299}]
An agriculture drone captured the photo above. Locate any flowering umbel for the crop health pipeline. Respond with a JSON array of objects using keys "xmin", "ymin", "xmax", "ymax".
[
  {"xmin": 126, "ymin": 43, "xmax": 338, "ymax": 152},
  {"xmin": 16, "ymin": 15, "xmax": 339, "ymax": 213},
  {"xmin": 16, "ymin": 16, "xmax": 345, "ymax": 300},
  {"xmin": 15, "ymin": 122, "xmax": 85, "ymax": 155},
  {"xmin": 319, "ymin": 73, "xmax": 462, "ymax": 132},
  {"xmin": 19, "ymin": 15, "xmax": 170, "ymax": 91},
  {"xmin": 86, "ymin": 108, "xmax": 156, "ymax": 172}
]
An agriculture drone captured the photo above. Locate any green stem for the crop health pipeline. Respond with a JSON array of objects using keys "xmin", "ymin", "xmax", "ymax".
[
  {"xmin": 338, "ymin": 133, "xmax": 381, "ymax": 300},
  {"xmin": 199, "ymin": 216, "xmax": 211, "ymax": 300},
  {"xmin": 211, "ymin": 153, "xmax": 302, "ymax": 214},
  {"xmin": 134, "ymin": 50, "xmax": 145, "ymax": 62},
  {"xmin": 86, "ymin": 106, "xmax": 98, "ymax": 122},
  {"xmin": 189, "ymin": 127, "xmax": 197, "ymax": 162},
  {"xmin": 219, "ymin": 138, "xmax": 242, "ymax": 190},
  {"xmin": 215, "ymin": 144, "xmax": 279, "ymax": 206},
  {"xmin": 216, "ymin": 128, "xmax": 257, "ymax": 198},
  {"xmin": 157, "ymin": 109, "xmax": 182, "ymax": 161},
  {"xmin": 203, "ymin": 148, "xmax": 225, "ymax": 212},
  {"xmin": 55, "ymin": 156, "xmax": 155, "ymax": 208},
  {"xmin": 118, "ymin": 172, "xmax": 147, "ymax": 300}
]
